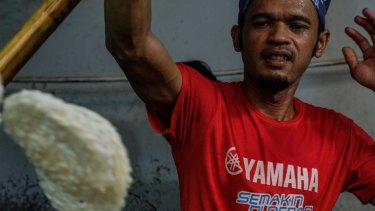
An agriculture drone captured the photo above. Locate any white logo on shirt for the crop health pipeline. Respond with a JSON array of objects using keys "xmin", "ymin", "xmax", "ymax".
[
  {"xmin": 225, "ymin": 147, "xmax": 243, "ymax": 175},
  {"xmin": 237, "ymin": 191, "xmax": 314, "ymax": 210},
  {"xmin": 225, "ymin": 147, "xmax": 319, "ymax": 192}
]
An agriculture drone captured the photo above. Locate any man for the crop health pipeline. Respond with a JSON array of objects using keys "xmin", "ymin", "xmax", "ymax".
[{"xmin": 104, "ymin": 0, "xmax": 375, "ymax": 210}]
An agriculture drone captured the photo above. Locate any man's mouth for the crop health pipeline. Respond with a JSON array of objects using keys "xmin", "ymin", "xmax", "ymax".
[
  {"xmin": 262, "ymin": 49, "xmax": 295, "ymax": 67},
  {"xmin": 267, "ymin": 55, "xmax": 290, "ymax": 61}
]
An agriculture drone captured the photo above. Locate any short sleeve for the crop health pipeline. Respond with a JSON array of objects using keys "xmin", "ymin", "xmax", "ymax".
[
  {"xmin": 146, "ymin": 63, "xmax": 217, "ymax": 149},
  {"xmin": 345, "ymin": 121, "xmax": 375, "ymax": 204}
]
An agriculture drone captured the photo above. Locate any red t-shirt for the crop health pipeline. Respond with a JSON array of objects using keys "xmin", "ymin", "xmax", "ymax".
[{"xmin": 147, "ymin": 63, "xmax": 375, "ymax": 210}]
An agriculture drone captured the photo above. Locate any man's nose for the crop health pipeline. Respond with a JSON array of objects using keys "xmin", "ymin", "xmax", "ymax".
[{"xmin": 267, "ymin": 23, "xmax": 291, "ymax": 45}]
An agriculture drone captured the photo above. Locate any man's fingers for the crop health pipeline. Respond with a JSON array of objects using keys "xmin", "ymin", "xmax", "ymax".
[
  {"xmin": 354, "ymin": 16, "xmax": 375, "ymax": 43},
  {"xmin": 362, "ymin": 8, "xmax": 375, "ymax": 29},
  {"xmin": 355, "ymin": 8, "xmax": 375, "ymax": 43},
  {"xmin": 345, "ymin": 27, "xmax": 372, "ymax": 54},
  {"xmin": 342, "ymin": 47, "xmax": 358, "ymax": 72}
]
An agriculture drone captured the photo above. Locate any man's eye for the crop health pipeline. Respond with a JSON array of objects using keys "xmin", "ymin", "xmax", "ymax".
[
  {"xmin": 253, "ymin": 21, "xmax": 270, "ymax": 28},
  {"xmin": 290, "ymin": 24, "xmax": 308, "ymax": 31}
]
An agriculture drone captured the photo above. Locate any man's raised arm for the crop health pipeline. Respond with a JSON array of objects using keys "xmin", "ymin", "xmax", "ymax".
[
  {"xmin": 343, "ymin": 8, "xmax": 375, "ymax": 205},
  {"xmin": 104, "ymin": 0, "xmax": 181, "ymax": 120}
]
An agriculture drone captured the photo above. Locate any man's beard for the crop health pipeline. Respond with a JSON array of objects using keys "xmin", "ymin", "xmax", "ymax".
[{"xmin": 257, "ymin": 75, "xmax": 290, "ymax": 92}]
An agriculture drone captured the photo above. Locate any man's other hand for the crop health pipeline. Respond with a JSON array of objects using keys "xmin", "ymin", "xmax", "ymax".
[{"xmin": 343, "ymin": 8, "xmax": 375, "ymax": 92}]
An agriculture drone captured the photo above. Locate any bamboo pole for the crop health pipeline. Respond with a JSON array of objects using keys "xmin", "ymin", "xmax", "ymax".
[{"xmin": 0, "ymin": 0, "xmax": 81, "ymax": 85}]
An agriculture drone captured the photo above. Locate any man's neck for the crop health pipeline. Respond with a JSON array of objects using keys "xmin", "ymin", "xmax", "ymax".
[{"xmin": 241, "ymin": 81, "xmax": 299, "ymax": 121}]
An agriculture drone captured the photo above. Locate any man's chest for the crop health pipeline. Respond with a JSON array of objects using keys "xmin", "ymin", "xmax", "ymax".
[{"xmin": 180, "ymin": 119, "xmax": 349, "ymax": 210}]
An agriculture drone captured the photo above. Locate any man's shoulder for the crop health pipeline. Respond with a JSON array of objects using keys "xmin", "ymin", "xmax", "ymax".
[{"xmin": 296, "ymin": 98, "xmax": 353, "ymax": 123}]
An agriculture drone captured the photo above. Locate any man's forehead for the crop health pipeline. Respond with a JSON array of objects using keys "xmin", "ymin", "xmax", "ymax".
[
  {"xmin": 249, "ymin": 12, "xmax": 313, "ymax": 26},
  {"xmin": 238, "ymin": 0, "xmax": 331, "ymax": 26},
  {"xmin": 247, "ymin": 0, "xmax": 315, "ymax": 13},
  {"xmin": 246, "ymin": 0, "xmax": 317, "ymax": 21}
]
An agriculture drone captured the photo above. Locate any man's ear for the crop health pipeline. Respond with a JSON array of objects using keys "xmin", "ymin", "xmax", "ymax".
[
  {"xmin": 314, "ymin": 29, "xmax": 330, "ymax": 58},
  {"xmin": 231, "ymin": 25, "xmax": 241, "ymax": 52}
]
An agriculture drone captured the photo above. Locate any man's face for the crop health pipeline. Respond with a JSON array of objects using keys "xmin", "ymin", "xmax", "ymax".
[{"xmin": 234, "ymin": 0, "xmax": 327, "ymax": 91}]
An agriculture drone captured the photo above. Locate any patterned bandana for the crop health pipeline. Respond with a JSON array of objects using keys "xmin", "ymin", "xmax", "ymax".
[{"xmin": 238, "ymin": 0, "xmax": 331, "ymax": 27}]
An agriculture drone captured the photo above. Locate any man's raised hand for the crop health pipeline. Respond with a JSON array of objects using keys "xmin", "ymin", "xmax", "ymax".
[{"xmin": 343, "ymin": 8, "xmax": 375, "ymax": 91}]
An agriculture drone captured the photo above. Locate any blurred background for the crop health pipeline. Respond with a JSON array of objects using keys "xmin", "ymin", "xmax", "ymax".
[{"xmin": 0, "ymin": 0, "xmax": 374, "ymax": 210}]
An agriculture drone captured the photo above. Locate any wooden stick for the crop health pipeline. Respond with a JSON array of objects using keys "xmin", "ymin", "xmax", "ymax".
[{"xmin": 0, "ymin": 0, "xmax": 81, "ymax": 86}]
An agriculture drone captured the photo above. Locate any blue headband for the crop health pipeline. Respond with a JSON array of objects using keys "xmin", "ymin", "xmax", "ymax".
[{"xmin": 238, "ymin": 0, "xmax": 331, "ymax": 28}]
